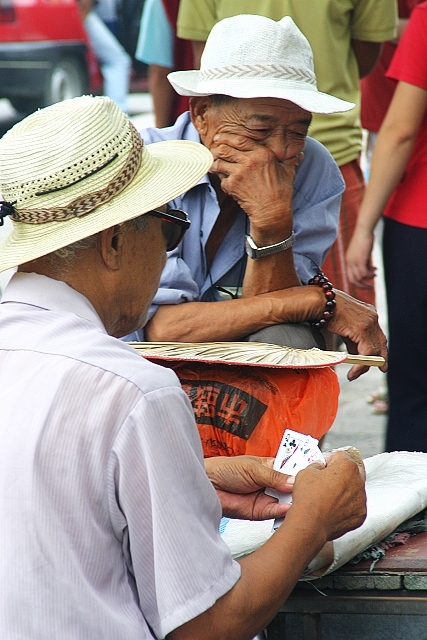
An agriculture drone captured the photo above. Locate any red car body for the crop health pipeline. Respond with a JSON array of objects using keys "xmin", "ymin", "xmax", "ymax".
[{"xmin": 0, "ymin": 0, "xmax": 100, "ymax": 113}]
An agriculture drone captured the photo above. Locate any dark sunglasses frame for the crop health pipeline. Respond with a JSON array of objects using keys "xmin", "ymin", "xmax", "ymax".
[{"xmin": 145, "ymin": 206, "xmax": 191, "ymax": 251}]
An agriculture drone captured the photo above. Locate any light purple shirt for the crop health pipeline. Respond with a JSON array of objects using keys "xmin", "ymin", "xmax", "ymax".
[{"xmin": 0, "ymin": 273, "xmax": 240, "ymax": 639}]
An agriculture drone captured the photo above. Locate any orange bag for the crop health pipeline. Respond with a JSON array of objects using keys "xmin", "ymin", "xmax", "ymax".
[{"xmin": 155, "ymin": 360, "xmax": 339, "ymax": 457}]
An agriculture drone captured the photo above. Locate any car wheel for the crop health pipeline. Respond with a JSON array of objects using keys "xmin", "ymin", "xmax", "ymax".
[
  {"xmin": 10, "ymin": 57, "xmax": 88, "ymax": 115},
  {"xmin": 43, "ymin": 57, "xmax": 87, "ymax": 106}
]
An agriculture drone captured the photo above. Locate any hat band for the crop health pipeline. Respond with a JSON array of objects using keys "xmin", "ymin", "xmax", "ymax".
[
  {"xmin": 10, "ymin": 123, "xmax": 143, "ymax": 225},
  {"xmin": 199, "ymin": 63, "xmax": 317, "ymax": 87}
]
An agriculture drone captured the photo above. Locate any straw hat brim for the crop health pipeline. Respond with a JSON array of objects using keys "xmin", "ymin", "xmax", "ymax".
[
  {"xmin": 168, "ymin": 70, "xmax": 355, "ymax": 114},
  {"xmin": 0, "ymin": 139, "xmax": 213, "ymax": 273}
]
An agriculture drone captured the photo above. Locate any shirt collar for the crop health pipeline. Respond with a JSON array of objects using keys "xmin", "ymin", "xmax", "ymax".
[{"xmin": 1, "ymin": 272, "xmax": 106, "ymax": 332}]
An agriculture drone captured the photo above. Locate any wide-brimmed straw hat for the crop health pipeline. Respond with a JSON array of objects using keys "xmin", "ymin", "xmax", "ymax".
[
  {"xmin": 168, "ymin": 15, "xmax": 354, "ymax": 114},
  {"xmin": 0, "ymin": 95, "xmax": 212, "ymax": 273}
]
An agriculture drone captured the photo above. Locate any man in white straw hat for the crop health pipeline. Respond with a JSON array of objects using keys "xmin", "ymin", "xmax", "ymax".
[
  {"xmin": 0, "ymin": 95, "xmax": 366, "ymax": 639},
  {"xmin": 126, "ymin": 14, "xmax": 388, "ymax": 382},
  {"xmin": 177, "ymin": 0, "xmax": 397, "ymax": 308}
]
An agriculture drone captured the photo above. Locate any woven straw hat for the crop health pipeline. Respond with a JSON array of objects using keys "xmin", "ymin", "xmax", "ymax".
[
  {"xmin": 168, "ymin": 15, "xmax": 354, "ymax": 114},
  {"xmin": 0, "ymin": 95, "xmax": 212, "ymax": 273}
]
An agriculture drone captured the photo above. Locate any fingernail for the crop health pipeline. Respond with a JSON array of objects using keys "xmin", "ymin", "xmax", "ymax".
[{"xmin": 287, "ymin": 475, "xmax": 295, "ymax": 485}]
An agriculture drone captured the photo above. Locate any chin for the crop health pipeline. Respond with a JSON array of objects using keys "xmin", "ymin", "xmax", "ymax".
[{"xmin": 113, "ymin": 313, "xmax": 148, "ymax": 339}]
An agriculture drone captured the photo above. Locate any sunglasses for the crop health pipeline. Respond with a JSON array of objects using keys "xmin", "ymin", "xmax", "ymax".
[{"xmin": 145, "ymin": 206, "xmax": 191, "ymax": 252}]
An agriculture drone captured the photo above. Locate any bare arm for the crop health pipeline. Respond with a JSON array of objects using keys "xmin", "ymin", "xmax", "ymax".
[
  {"xmin": 208, "ymin": 132, "xmax": 305, "ymax": 296},
  {"xmin": 192, "ymin": 40, "xmax": 205, "ymax": 68},
  {"xmin": 147, "ymin": 64, "xmax": 176, "ymax": 128},
  {"xmin": 351, "ymin": 40, "xmax": 382, "ymax": 78},
  {"xmin": 168, "ymin": 451, "xmax": 366, "ymax": 640},
  {"xmin": 144, "ymin": 286, "xmax": 325, "ymax": 342},
  {"xmin": 347, "ymin": 81, "xmax": 427, "ymax": 289},
  {"xmin": 144, "ymin": 286, "xmax": 388, "ymax": 380}
]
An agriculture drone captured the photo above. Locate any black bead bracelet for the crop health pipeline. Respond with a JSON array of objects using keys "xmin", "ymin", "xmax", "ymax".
[{"xmin": 308, "ymin": 271, "xmax": 336, "ymax": 330}]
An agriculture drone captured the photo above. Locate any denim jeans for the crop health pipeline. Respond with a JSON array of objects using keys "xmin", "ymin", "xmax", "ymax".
[{"xmin": 84, "ymin": 11, "xmax": 131, "ymax": 113}]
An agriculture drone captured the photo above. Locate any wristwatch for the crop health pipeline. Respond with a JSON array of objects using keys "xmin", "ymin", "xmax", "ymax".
[{"xmin": 244, "ymin": 232, "xmax": 296, "ymax": 260}]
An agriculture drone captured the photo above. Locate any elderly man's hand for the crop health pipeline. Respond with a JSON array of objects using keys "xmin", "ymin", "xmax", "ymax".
[
  {"xmin": 209, "ymin": 132, "xmax": 303, "ymax": 241},
  {"xmin": 328, "ymin": 289, "xmax": 388, "ymax": 380},
  {"xmin": 204, "ymin": 455, "xmax": 295, "ymax": 520},
  {"xmin": 291, "ymin": 449, "xmax": 367, "ymax": 541}
]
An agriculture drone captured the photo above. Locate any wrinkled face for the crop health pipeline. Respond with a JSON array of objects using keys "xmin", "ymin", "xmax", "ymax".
[{"xmin": 191, "ymin": 96, "xmax": 312, "ymax": 163}]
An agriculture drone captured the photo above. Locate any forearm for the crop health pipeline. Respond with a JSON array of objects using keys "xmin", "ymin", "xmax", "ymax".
[
  {"xmin": 169, "ymin": 452, "xmax": 366, "ymax": 640},
  {"xmin": 192, "ymin": 40, "xmax": 205, "ymax": 68},
  {"xmin": 351, "ymin": 40, "xmax": 382, "ymax": 78},
  {"xmin": 242, "ymin": 230, "xmax": 300, "ymax": 297},
  {"xmin": 145, "ymin": 288, "xmax": 324, "ymax": 342},
  {"xmin": 147, "ymin": 64, "xmax": 176, "ymax": 128},
  {"xmin": 207, "ymin": 131, "xmax": 302, "ymax": 296},
  {"xmin": 357, "ymin": 81, "xmax": 426, "ymax": 234},
  {"xmin": 168, "ymin": 505, "xmax": 327, "ymax": 640},
  {"xmin": 356, "ymin": 126, "xmax": 417, "ymax": 234}
]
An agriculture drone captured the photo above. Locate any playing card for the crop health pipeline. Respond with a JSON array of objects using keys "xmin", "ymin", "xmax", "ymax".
[
  {"xmin": 265, "ymin": 429, "xmax": 325, "ymax": 529},
  {"xmin": 272, "ymin": 430, "xmax": 310, "ymax": 473}
]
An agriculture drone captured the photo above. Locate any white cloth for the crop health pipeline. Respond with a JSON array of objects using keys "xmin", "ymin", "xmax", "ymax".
[
  {"xmin": 221, "ymin": 451, "xmax": 427, "ymax": 577},
  {"xmin": 0, "ymin": 273, "xmax": 240, "ymax": 639}
]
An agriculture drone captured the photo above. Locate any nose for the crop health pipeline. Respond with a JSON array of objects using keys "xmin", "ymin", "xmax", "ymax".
[{"xmin": 270, "ymin": 133, "xmax": 302, "ymax": 163}]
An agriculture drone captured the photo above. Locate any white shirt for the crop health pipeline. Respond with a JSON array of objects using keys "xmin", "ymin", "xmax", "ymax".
[{"xmin": 0, "ymin": 273, "xmax": 240, "ymax": 639}]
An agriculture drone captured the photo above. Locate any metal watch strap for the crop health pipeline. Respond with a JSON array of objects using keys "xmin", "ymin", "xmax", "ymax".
[{"xmin": 244, "ymin": 231, "xmax": 296, "ymax": 260}]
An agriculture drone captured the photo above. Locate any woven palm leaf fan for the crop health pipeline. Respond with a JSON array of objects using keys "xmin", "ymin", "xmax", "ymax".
[{"xmin": 129, "ymin": 341, "xmax": 385, "ymax": 370}]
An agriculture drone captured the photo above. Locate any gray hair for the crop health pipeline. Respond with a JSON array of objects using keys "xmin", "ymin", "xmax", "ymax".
[
  {"xmin": 47, "ymin": 213, "xmax": 150, "ymax": 271},
  {"xmin": 209, "ymin": 94, "xmax": 233, "ymax": 108}
]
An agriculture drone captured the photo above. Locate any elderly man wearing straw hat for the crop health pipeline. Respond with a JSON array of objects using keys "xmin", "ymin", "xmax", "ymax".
[
  {"xmin": 0, "ymin": 96, "xmax": 366, "ymax": 639},
  {"xmin": 127, "ymin": 15, "xmax": 388, "ymax": 381}
]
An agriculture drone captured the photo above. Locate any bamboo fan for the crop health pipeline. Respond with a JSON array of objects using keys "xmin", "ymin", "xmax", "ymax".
[{"xmin": 129, "ymin": 341, "xmax": 385, "ymax": 370}]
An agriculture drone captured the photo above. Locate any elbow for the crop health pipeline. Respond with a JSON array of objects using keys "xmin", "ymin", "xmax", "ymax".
[
  {"xmin": 382, "ymin": 119, "xmax": 418, "ymax": 145},
  {"xmin": 144, "ymin": 313, "xmax": 171, "ymax": 341},
  {"xmin": 144, "ymin": 306, "xmax": 189, "ymax": 342}
]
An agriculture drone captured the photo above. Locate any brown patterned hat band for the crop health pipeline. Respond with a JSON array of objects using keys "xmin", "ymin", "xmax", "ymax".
[{"xmin": 9, "ymin": 123, "xmax": 143, "ymax": 225}]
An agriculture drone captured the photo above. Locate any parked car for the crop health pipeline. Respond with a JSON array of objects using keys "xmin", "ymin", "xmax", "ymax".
[{"xmin": 0, "ymin": 0, "xmax": 99, "ymax": 114}]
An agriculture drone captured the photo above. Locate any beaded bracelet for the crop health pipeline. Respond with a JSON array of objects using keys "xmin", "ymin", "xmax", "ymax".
[{"xmin": 308, "ymin": 271, "xmax": 336, "ymax": 330}]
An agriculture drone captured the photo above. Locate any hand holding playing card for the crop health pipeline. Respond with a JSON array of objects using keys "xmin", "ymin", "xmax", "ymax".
[
  {"xmin": 204, "ymin": 455, "xmax": 296, "ymax": 521},
  {"xmin": 290, "ymin": 449, "xmax": 367, "ymax": 541}
]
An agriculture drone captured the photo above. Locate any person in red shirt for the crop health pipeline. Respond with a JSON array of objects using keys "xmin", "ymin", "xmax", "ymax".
[
  {"xmin": 358, "ymin": 0, "xmax": 423, "ymax": 415},
  {"xmin": 347, "ymin": 1, "xmax": 427, "ymax": 452},
  {"xmin": 361, "ymin": 0, "xmax": 424, "ymax": 172}
]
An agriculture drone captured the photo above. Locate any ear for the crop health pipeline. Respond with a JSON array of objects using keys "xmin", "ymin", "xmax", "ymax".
[
  {"xmin": 189, "ymin": 96, "xmax": 212, "ymax": 135},
  {"xmin": 97, "ymin": 224, "xmax": 124, "ymax": 271}
]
